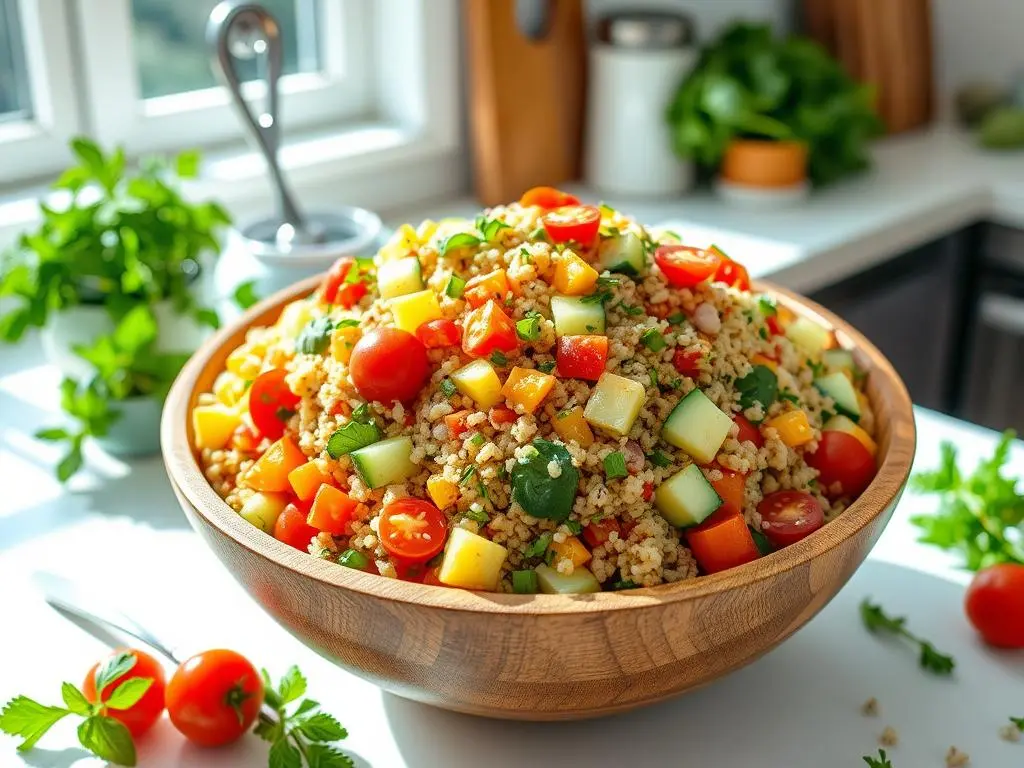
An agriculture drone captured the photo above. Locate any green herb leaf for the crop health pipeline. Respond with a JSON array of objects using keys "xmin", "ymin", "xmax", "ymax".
[
  {"xmin": 327, "ymin": 422, "xmax": 380, "ymax": 458},
  {"xmin": 667, "ymin": 312, "xmax": 687, "ymax": 325},
  {"xmin": 863, "ymin": 748, "xmax": 893, "ymax": 768},
  {"xmin": 512, "ymin": 569, "xmax": 539, "ymax": 594},
  {"xmin": 334, "ymin": 319, "xmax": 360, "ymax": 329},
  {"xmin": 537, "ymin": 361, "xmax": 556, "ymax": 374},
  {"xmin": 596, "ymin": 276, "xmax": 620, "ymax": 287},
  {"xmin": 611, "ymin": 579, "xmax": 638, "ymax": 590},
  {"xmin": 757, "ymin": 295, "xmax": 777, "ymax": 316},
  {"xmin": 1010, "ymin": 716, "xmax": 1024, "ymax": 731},
  {"xmin": 516, "ymin": 312, "xmax": 542, "ymax": 341},
  {"xmin": 35, "ymin": 428, "xmax": 70, "ymax": 442},
  {"xmin": 104, "ymin": 678, "xmax": 153, "ymax": 711},
  {"xmin": 234, "ymin": 280, "xmax": 261, "ymax": 310},
  {"xmin": 440, "ymin": 233, "xmax": 481, "ymax": 257},
  {"xmin": 510, "ymin": 439, "xmax": 580, "ymax": 522},
  {"xmin": 277, "ymin": 665, "xmax": 308, "ymax": 705},
  {"xmin": 616, "ymin": 300, "xmax": 644, "ymax": 316},
  {"xmin": 337, "ymin": 549, "xmax": 369, "ymax": 570},
  {"xmin": 647, "ymin": 450, "xmax": 672, "ymax": 468},
  {"xmin": 470, "ymin": 433, "xmax": 485, "ymax": 446},
  {"xmin": 296, "ymin": 712, "xmax": 348, "ymax": 742},
  {"xmin": 479, "ymin": 218, "xmax": 509, "ymax": 242},
  {"xmin": 859, "ymin": 598, "xmax": 955, "ymax": 675},
  {"xmin": 296, "ymin": 317, "xmax": 335, "ymax": 355},
  {"xmin": 490, "ymin": 350, "xmax": 508, "ymax": 367},
  {"xmin": 439, "ymin": 378, "xmax": 457, "ymax": 398},
  {"xmin": 641, "ymin": 328, "xmax": 666, "ymax": 352},
  {"xmin": 604, "ymin": 451, "xmax": 628, "ymax": 480},
  {"xmin": 459, "ymin": 465, "xmax": 477, "ymax": 486},
  {"xmin": 193, "ymin": 307, "xmax": 221, "ymax": 330},
  {"xmin": 306, "ymin": 744, "xmax": 356, "ymax": 768},
  {"xmin": 564, "ymin": 520, "xmax": 582, "ymax": 535},
  {"xmin": 750, "ymin": 527, "xmax": 774, "ymax": 555},
  {"xmin": 260, "ymin": 669, "xmax": 282, "ymax": 711},
  {"xmin": 735, "ymin": 365, "xmax": 778, "ymax": 411},
  {"xmin": 524, "ymin": 532, "xmax": 553, "ymax": 559},
  {"xmin": 580, "ymin": 289, "xmax": 614, "ymax": 305},
  {"xmin": 445, "ymin": 275, "xmax": 466, "ymax": 299},
  {"xmin": 758, "ymin": 326, "xmax": 769, "ymax": 340},
  {"xmin": 779, "ymin": 390, "xmax": 800, "ymax": 405},
  {"xmin": 78, "ymin": 715, "xmax": 136, "ymax": 766},
  {"xmin": 93, "ymin": 652, "xmax": 137, "ymax": 697},
  {"xmin": 61, "ymin": 683, "xmax": 92, "ymax": 716},
  {"xmin": 269, "ymin": 736, "xmax": 302, "ymax": 768},
  {"xmin": 464, "ymin": 506, "xmax": 489, "ymax": 523},
  {"xmin": 350, "ymin": 403, "xmax": 373, "ymax": 424},
  {"xmin": 0, "ymin": 696, "xmax": 71, "ymax": 751}
]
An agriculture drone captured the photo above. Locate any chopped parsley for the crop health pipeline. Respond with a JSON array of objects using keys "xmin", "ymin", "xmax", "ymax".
[
  {"xmin": 524, "ymin": 532, "xmax": 553, "ymax": 559},
  {"xmin": 537, "ymin": 360, "xmax": 556, "ymax": 374},
  {"xmin": 469, "ymin": 433, "xmax": 485, "ymax": 446},
  {"xmin": 616, "ymin": 300, "xmax": 644, "ymax": 316},
  {"xmin": 603, "ymin": 451, "xmax": 628, "ymax": 480},
  {"xmin": 464, "ymin": 506, "xmax": 489, "ymax": 523},
  {"xmin": 757, "ymin": 295, "xmax": 777, "ymax": 316},
  {"xmin": 647, "ymin": 449, "xmax": 672, "ymax": 468},
  {"xmin": 641, "ymin": 328, "xmax": 666, "ymax": 352},
  {"xmin": 490, "ymin": 350, "xmax": 508, "ymax": 367},
  {"xmin": 445, "ymin": 275, "xmax": 466, "ymax": 299},
  {"xmin": 666, "ymin": 311, "xmax": 687, "ymax": 325},
  {"xmin": 327, "ymin": 421, "xmax": 380, "ymax": 458},
  {"xmin": 564, "ymin": 520, "xmax": 582, "ymax": 535},
  {"xmin": 807, "ymin": 358, "xmax": 826, "ymax": 378},
  {"xmin": 581, "ymin": 289, "xmax": 614, "ymax": 305},
  {"xmin": 611, "ymin": 579, "xmax": 638, "ymax": 591},
  {"xmin": 439, "ymin": 378, "xmax": 457, "ymax": 398},
  {"xmin": 779, "ymin": 390, "xmax": 801, "ymax": 405},
  {"xmin": 516, "ymin": 311, "xmax": 542, "ymax": 341},
  {"xmin": 648, "ymin": 368, "xmax": 659, "ymax": 388},
  {"xmin": 596, "ymin": 276, "xmax": 620, "ymax": 288},
  {"xmin": 337, "ymin": 549, "xmax": 369, "ymax": 569},
  {"xmin": 519, "ymin": 246, "xmax": 533, "ymax": 263},
  {"xmin": 351, "ymin": 402, "xmax": 374, "ymax": 424},
  {"xmin": 758, "ymin": 326, "xmax": 769, "ymax": 340},
  {"xmin": 862, "ymin": 749, "xmax": 893, "ymax": 768},
  {"xmin": 335, "ymin": 318, "xmax": 360, "ymax": 329},
  {"xmin": 458, "ymin": 465, "xmax": 478, "ymax": 486}
]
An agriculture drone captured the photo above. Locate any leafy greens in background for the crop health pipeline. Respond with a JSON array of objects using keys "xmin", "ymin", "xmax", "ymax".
[{"xmin": 666, "ymin": 23, "xmax": 883, "ymax": 185}]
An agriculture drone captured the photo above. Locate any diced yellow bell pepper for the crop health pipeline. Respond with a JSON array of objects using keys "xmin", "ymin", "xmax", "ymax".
[
  {"xmin": 765, "ymin": 410, "xmax": 814, "ymax": 448},
  {"xmin": 438, "ymin": 527, "xmax": 508, "ymax": 591},
  {"xmin": 288, "ymin": 460, "xmax": 333, "ymax": 502},
  {"xmin": 550, "ymin": 535, "xmax": 591, "ymax": 568},
  {"xmin": 192, "ymin": 403, "xmax": 243, "ymax": 451},
  {"xmin": 552, "ymin": 251, "xmax": 599, "ymax": 296},
  {"xmin": 225, "ymin": 345, "xmax": 251, "ymax": 376},
  {"xmin": 213, "ymin": 371, "xmax": 247, "ymax": 406},
  {"xmin": 330, "ymin": 325, "xmax": 361, "ymax": 364},
  {"xmin": 417, "ymin": 219, "xmax": 438, "ymax": 242},
  {"xmin": 751, "ymin": 353, "xmax": 778, "ymax": 373},
  {"xmin": 389, "ymin": 289, "xmax": 442, "ymax": 334},
  {"xmin": 427, "ymin": 475, "xmax": 459, "ymax": 509},
  {"xmin": 501, "ymin": 366, "xmax": 555, "ymax": 414},
  {"xmin": 378, "ymin": 223, "xmax": 420, "ymax": 262},
  {"xmin": 824, "ymin": 415, "xmax": 878, "ymax": 457},
  {"xmin": 450, "ymin": 359, "xmax": 503, "ymax": 409},
  {"xmin": 552, "ymin": 406, "xmax": 595, "ymax": 448}
]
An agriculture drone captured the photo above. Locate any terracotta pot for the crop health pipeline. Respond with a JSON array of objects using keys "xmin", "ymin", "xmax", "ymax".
[{"xmin": 720, "ymin": 139, "xmax": 808, "ymax": 188}]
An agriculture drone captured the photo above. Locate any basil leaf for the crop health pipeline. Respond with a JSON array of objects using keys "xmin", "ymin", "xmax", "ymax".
[
  {"xmin": 296, "ymin": 317, "xmax": 335, "ymax": 355},
  {"xmin": 516, "ymin": 312, "xmax": 542, "ymax": 341},
  {"xmin": 735, "ymin": 364, "xmax": 778, "ymax": 411},
  {"xmin": 603, "ymin": 451, "xmax": 628, "ymax": 480},
  {"xmin": 440, "ymin": 233, "xmax": 481, "ymax": 257},
  {"xmin": 511, "ymin": 439, "xmax": 579, "ymax": 522},
  {"xmin": 104, "ymin": 678, "xmax": 153, "ymax": 710},
  {"xmin": 78, "ymin": 715, "xmax": 135, "ymax": 766},
  {"xmin": 327, "ymin": 422, "xmax": 380, "ymax": 458}
]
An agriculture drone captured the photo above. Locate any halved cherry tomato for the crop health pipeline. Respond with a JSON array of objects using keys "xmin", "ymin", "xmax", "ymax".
[
  {"xmin": 273, "ymin": 502, "xmax": 319, "ymax": 550},
  {"xmin": 654, "ymin": 245, "xmax": 721, "ymax": 288},
  {"xmin": 556, "ymin": 335, "xmax": 609, "ymax": 381},
  {"xmin": 489, "ymin": 405, "xmax": 518, "ymax": 425},
  {"xmin": 542, "ymin": 205, "xmax": 601, "ymax": 244},
  {"xmin": 712, "ymin": 248, "xmax": 751, "ymax": 291},
  {"xmin": 83, "ymin": 648, "xmax": 166, "ymax": 738},
  {"xmin": 964, "ymin": 564, "xmax": 1024, "ymax": 648},
  {"xmin": 519, "ymin": 186, "xmax": 580, "ymax": 209},
  {"xmin": 711, "ymin": 468, "xmax": 746, "ymax": 517},
  {"xmin": 757, "ymin": 490, "xmax": 824, "ymax": 548},
  {"xmin": 583, "ymin": 517, "xmax": 622, "ymax": 548},
  {"xmin": 422, "ymin": 567, "xmax": 445, "ymax": 587},
  {"xmin": 685, "ymin": 509, "xmax": 760, "ymax": 575},
  {"xmin": 462, "ymin": 300, "xmax": 518, "ymax": 358},
  {"xmin": 416, "ymin": 318, "xmax": 461, "ymax": 348},
  {"xmin": 349, "ymin": 327, "xmax": 430, "ymax": 403},
  {"xmin": 378, "ymin": 498, "xmax": 448, "ymax": 562},
  {"xmin": 806, "ymin": 430, "xmax": 876, "ymax": 497},
  {"xmin": 249, "ymin": 368, "xmax": 300, "ymax": 440},
  {"xmin": 230, "ymin": 423, "xmax": 262, "ymax": 455},
  {"xmin": 307, "ymin": 484, "xmax": 359, "ymax": 535},
  {"xmin": 166, "ymin": 649, "xmax": 264, "ymax": 747},
  {"xmin": 463, "ymin": 269, "xmax": 510, "ymax": 309},
  {"xmin": 321, "ymin": 257, "xmax": 370, "ymax": 308},
  {"xmin": 733, "ymin": 414, "xmax": 764, "ymax": 448},
  {"xmin": 444, "ymin": 409, "xmax": 470, "ymax": 438},
  {"xmin": 672, "ymin": 346, "xmax": 704, "ymax": 378}
]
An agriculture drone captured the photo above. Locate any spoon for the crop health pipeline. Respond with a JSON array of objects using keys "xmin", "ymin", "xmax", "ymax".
[{"xmin": 207, "ymin": 1, "xmax": 325, "ymax": 250}]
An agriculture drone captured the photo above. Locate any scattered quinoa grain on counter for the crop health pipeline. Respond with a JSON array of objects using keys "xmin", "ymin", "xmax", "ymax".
[
  {"xmin": 998, "ymin": 723, "xmax": 1021, "ymax": 743},
  {"xmin": 192, "ymin": 188, "xmax": 880, "ymax": 593},
  {"xmin": 945, "ymin": 746, "xmax": 970, "ymax": 767},
  {"xmin": 861, "ymin": 697, "xmax": 879, "ymax": 717},
  {"xmin": 879, "ymin": 726, "xmax": 898, "ymax": 747}
]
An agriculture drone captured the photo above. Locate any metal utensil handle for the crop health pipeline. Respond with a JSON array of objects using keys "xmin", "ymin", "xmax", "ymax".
[{"xmin": 207, "ymin": 1, "xmax": 306, "ymax": 229}]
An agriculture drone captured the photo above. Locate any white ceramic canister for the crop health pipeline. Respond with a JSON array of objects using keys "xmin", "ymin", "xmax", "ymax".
[{"xmin": 584, "ymin": 11, "xmax": 698, "ymax": 197}]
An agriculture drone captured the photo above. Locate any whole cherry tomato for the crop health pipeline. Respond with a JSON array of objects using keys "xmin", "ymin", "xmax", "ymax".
[
  {"xmin": 807, "ymin": 431, "xmax": 876, "ymax": 497},
  {"xmin": 166, "ymin": 649, "xmax": 264, "ymax": 747},
  {"xmin": 349, "ymin": 327, "xmax": 430, "ymax": 403},
  {"xmin": 248, "ymin": 369, "xmax": 301, "ymax": 441},
  {"xmin": 964, "ymin": 563, "xmax": 1024, "ymax": 648},
  {"xmin": 82, "ymin": 648, "xmax": 167, "ymax": 738}
]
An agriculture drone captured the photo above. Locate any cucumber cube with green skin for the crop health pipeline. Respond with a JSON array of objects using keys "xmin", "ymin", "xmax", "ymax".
[
  {"xmin": 661, "ymin": 388, "xmax": 733, "ymax": 464},
  {"xmin": 655, "ymin": 464, "xmax": 722, "ymax": 528},
  {"xmin": 239, "ymin": 492, "xmax": 288, "ymax": 533},
  {"xmin": 786, "ymin": 316, "xmax": 832, "ymax": 356},
  {"xmin": 583, "ymin": 373, "xmax": 646, "ymax": 437},
  {"xmin": 597, "ymin": 233, "xmax": 646, "ymax": 275},
  {"xmin": 535, "ymin": 564, "xmax": 601, "ymax": 594},
  {"xmin": 550, "ymin": 295, "xmax": 605, "ymax": 336},
  {"xmin": 814, "ymin": 372, "xmax": 861, "ymax": 422},
  {"xmin": 822, "ymin": 348, "xmax": 856, "ymax": 374},
  {"xmin": 350, "ymin": 436, "xmax": 417, "ymax": 489},
  {"xmin": 376, "ymin": 256, "xmax": 423, "ymax": 299}
]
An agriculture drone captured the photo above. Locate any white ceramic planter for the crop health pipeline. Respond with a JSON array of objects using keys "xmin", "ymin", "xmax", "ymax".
[{"xmin": 95, "ymin": 395, "xmax": 164, "ymax": 457}]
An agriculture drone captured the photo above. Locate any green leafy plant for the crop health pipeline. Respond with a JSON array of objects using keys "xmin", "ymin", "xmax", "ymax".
[
  {"xmin": 666, "ymin": 23, "xmax": 883, "ymax": 185},
  {"xmin": 910, "ymin": 431, "xmax": 1024, "ymax": 570}
]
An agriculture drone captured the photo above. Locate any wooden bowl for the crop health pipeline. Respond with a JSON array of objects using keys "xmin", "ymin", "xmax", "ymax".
[{"xmin": 162, "ymin": 276, "xmax": 915, "ymax": 721}]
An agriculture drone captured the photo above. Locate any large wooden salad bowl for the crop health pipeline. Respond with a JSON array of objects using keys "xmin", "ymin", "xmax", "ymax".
[{"xmin": 162, "ymin": 275, "xmax": 915, "ymax": 721}]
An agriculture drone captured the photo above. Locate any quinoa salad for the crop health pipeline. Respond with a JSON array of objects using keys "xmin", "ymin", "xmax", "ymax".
[{"xmin": 192, "ymin": 187, "xmax": 880, "ymax": 594}]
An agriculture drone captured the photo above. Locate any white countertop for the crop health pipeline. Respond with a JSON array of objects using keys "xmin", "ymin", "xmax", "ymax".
[
  {"xmin": 2, "ymin": 335, "xmax": 1024, "ymax": 766},
  {"xmin": 389, "ymin": 125, "xmax": 1024, "ymax": 295}
]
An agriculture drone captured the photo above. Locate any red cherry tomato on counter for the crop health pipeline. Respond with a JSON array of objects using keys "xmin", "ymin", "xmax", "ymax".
[
  {"xmin": 349, "ymin": 327, "xmax": 430, "ymax": 403},
  {"xmin": 248, "ymin": 368, "xmax": 301, "ymax": 441},
  {"xmin": 542, "ymin": 205, "xmax": 601, "ymax": 244},
  {"xmin": 654, "ymin": 245, "xmax": 721, "ymax": 288},
  {"xmin": 756, "ymin": 490, "xmax": 825, "ymax": 548},
  {"xmin": 733, "ymin": 414, "xmax": 764, "ymax": 448},
  {"xmin": 273, "ymin": 502, "xmax": 319, "ymax": 550},
  {"xmin": 165, "ymin": 649, "xmax": 263, "ymax": 747},
  {"xmin": 964, "ymin": 563, "xmax": 1024, "ymax": 648},
  {"xmin": 519, "ymin": 186, "xmax": 580, "ymax": 210},
  {"xmin": 556, "ymin": 335, "xmax": 608, "ymax": 381},
  {"xmin": 378, "ymin": 498, "xmax": 448, "ymax": 562},
  {"xmin": 416, "ymin": 318, "xmax": 461, "ymax": 348},
  {"xmin": 806, "ymin": 431, "xmax": 876, "ymax": 497},
  {"xmin": 82, "ymin": 648, "xmax": 166, "ymax": 738}
]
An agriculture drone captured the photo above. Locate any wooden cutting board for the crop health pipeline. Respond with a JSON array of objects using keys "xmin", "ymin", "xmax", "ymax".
[{"xmin": 463, "ymin": 0, "xmax": 587, "ymax": 206}]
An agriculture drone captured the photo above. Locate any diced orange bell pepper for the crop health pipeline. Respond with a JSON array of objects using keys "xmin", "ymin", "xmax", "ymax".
[
  {"xmin": 444, "ymin": 410, "xmax": 470, "ymax": 439},
  {"xmin": 684, "ymin": 509, "xmax": 760, "ymax": 575},
  {"xmin": 464, "ymin": 269, "xmax": 509, "ymax": 309},
  {"xmin": 427, "ymin": 475, "xmax": 459, "ymax": 509},
  {"xmin": 710, "ymin": 468, "xmax": 746, "ymax": 517},
  {"xmin": 245, "ymin": 435, "xmax": 306, "ymax": 492},
  {"xmin": 552, "ymin": 251, "xmax": 599, "ymax": 296},
  {"xmin": 462, "ymin": 300, "xmax": 518, "ymax": 358},
  {"xmin": 552, "ymin": 406, "xmax": 594, "ymax": 448},
  {"xmin": 501, "ymin": 366, "xmax": 555, "ymax": 414},
  {"xmin": 765, "ymin": 410, "xmax": 814, "ymax": 448},
  {"xmin": 750, "ymin": 353, "xmax": 778, "ymax": 373},
  {"xmin": 550, "ymin": 535, "xmax": 591, "ymax": 568},
  {"xmin": 288, "ymin": 460, "xmax": 334, "ymax": 502},
  {"xmin": 307, "ymin": 484, "xmax": 359, "ymax": 535}
]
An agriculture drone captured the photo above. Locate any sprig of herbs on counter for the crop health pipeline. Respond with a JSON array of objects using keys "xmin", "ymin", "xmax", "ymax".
[
  {"xmin": 859, "ymin": 599, "xmax": 955, "ymax": 675},
  {"xmin": 862, "ymin": 749, "xmax": 894, "ymax": 768},
  {"xmin": 909, "ymin": 431, "xmax": 1024, "ymax": 570},
  {"xmin": 0, "ymin": 651, "xmax": 153, "ymax": 766}
]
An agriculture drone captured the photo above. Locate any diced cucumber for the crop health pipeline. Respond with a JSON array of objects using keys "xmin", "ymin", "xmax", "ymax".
[
  {"xmin": 350, "ymin": 436, "xmax": 418, "ymax": 489},
  {"xmin": 815, "ymin": 372, "xmax": 861, "ymax": 422},
  {"xmin": 535, "ymin": 564, "xmax": 601, "ymax": 594},
  {"xmin": 239, "ymin": 492, "xmax": 289, "ymax": 533},
  {"xmin": 822, "ymin": 348, "xmax": 855, "ymax": 374},
  {"xmin": 377, "ymin": 256, "xmax": 423, "ymax": 299},
  {"xmin": 597, "ymin": 233, "xmax": 646, "ymax": 276},
  {"xmin": 824, "ymin": 414, "xmax": 877, "ymax": 456},
  {"xmin": 655, "ymin": 464, "xmax": 721, "ymax": 529},
  {"xmin": 786, "ymin": 317, "xmax": 832, "ymax": 356},
  {"xmin": 583, "ymin": 373, "xmax": 646, "ymax": 437},
  {"xmin": 550, "ymin": 295, "xmax": 605, "ymax": 336},
  {"xmin": 661, "ymin": 388, "xmax": 733, "ymax": 464}
]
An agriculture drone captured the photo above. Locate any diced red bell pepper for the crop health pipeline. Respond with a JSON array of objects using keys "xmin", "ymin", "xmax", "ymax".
[
  {"xmin": 733, "ymin": 414, "xmax": 764, "ymax": 448},
  {"xmin": 685, "ymin": 509, "xmax": 760, "ymax": 575},
  {"xmin": 582, "ymin": 517, "xmax": 622, "ymax": 548},
  {"xmin": 489, "ymin": 405, "xmax": 518, "ymax": 425},
  {"xmin": 710, "ymin": 467, "xmax": 746, "ymax": 517},
  {"xmin": 444, "ymin": 410, "xmax": 470, "ymax": 438},
  {"xmin": 416, "ymin": 318, "xmax": 461, "ymax": 348},
  {"xmin": 556, "ymin": 335, "xmax": 608, "ymax": 381}
]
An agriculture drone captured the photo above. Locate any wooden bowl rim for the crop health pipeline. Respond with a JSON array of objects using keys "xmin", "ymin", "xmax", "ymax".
[{"xmin": 162, "ymin": 274, "xmax": 915, "ymax": 616}]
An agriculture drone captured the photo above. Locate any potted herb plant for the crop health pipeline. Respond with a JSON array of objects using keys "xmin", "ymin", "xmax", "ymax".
[
  {"xmin": 666, "ymin": 23, "xmax": 882, "ymax": 195},
  {"xmin": 0, "ymin": 137, "xmax": 231, "ymax": 479}
]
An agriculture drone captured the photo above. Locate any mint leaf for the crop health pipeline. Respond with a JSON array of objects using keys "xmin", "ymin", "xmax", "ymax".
[
  {"xmin": 269, "ymin": 737, "xmax": 302, "ymax": 768},
  {"xmin": 104, "ymin": 678, "xmax": 153, "ymax": 710},
  {"xmin": 61, "ymin": 683, "xmax": 92, "ymax": 716},
  {"xmin": 326, "ymin": 422, "xmax": 380, "ymax": 458},
  {"xmin": 735, "ymin": 364, "xmax": 778, "ymax": 411},
  {"xmin": 277, "ymin": 666, "xmax": 307, "ymax": 705},
  {"xmin": 306, "ymin": 744, "xmax": 356, "ymax": 768},
  {"xmin": 78, "ymin": 715, "xmax": 136, "ymax": 766},
  {"xmin": 0, "ymin": 696, "xmax": 70, "ymax": 751},
  {"xmin": 1010, "ymin": 716, "xmax": 1024, "ymax": 731},
  {"xmin": 93, "ymin": 651, "xmax": 137, "ymax": 696},
  {"xmin": 234, "ymin": 280, "xmax": 261, "ymax": 310},
  {"xmin": 862, "ymin": 749, "xmax": 893, "ymax": 768},
  {"xmin": 296, "ymin": 712, "xmax": 348, "ymax": 742},
  {"xmin": 260, "ymin": 669, "xmax": 282, "ymax": 710},
  {"xmin": 296, "ymin": 317, "xmax": 335, "ymax": 356},
  {"xmin": 440, "ymin": 232, "xmax": 481, "ymax": 257},
  {"xmin": 603, "ymin": 451, "xmax": 628, "ymax": 481},
  {"xmin": 291, "ymin": 699, "xmax": 321, "ymax": 720}
]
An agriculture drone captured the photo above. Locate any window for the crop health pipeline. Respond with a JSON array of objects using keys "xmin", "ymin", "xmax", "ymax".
[{"xmin": 0, "ymin": 0, "xmax": 32, "ymax": 122}]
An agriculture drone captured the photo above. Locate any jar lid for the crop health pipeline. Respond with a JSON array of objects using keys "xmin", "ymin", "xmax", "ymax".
[{"xmin": 595, "ymin": 11, "xmax": 695, "ymax": 48}]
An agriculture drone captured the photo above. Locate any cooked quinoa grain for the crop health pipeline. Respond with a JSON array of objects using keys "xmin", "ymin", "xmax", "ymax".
[
  {"xmin": 945, "ymin": 746, "xmax": 970, "ymax": 767},
  {"xmin": 879, "ymin": 726, "xmax": 898, "ymax": 747},
  {"xmin": 192, "ymin": 196, "xmax": 878, "ymax": 592},
  {"xmin": 861, "ymin": 697, "xmax": 879, "ymax": 717}
]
